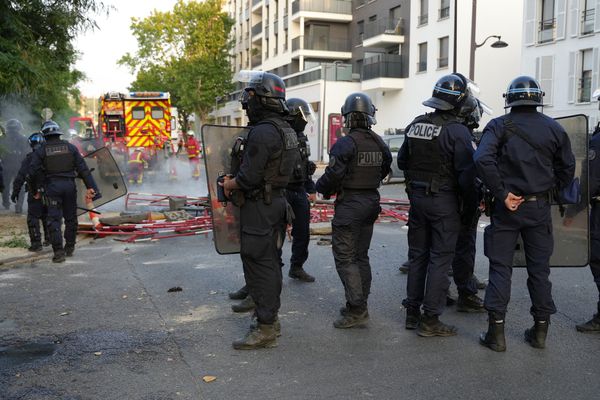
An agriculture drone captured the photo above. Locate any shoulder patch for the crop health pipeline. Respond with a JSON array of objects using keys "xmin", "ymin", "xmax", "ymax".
[
  {"xmin": 407, "ymin": 123, "xmax": 442, "ymax": 140},
  {"xmin": 589, "ymin": 149, "xmax": 596, "ymax": 161}
]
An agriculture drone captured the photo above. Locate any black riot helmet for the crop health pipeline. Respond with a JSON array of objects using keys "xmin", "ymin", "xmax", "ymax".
[
  {"xmin": 40, "ymin": 120, "xmax": 62, "ymax": 137},
  {"xmin": 286, "ymin": 98, "xmax": 316, "ymax": 132},
  {"xmin": 6, "ymin": 119, "xmax": 23, "ymax": 135},
  {"xmin": 237, "ymin": 70, "xmax": 289, "ymax": 116},
  {"xmin": 28, "ymin": 132, "xmax": 45, "ymax": 149},
  {"xmin": 503, "ymin": 75, "xmax": 544, "ymax": 108},
  {"xmin": 423, "ymin": 73, "xmax": 470, "ymax": 111},
  {"xmin": 341, "ymin": 92, "xmax": 377, "ymax": 129}
]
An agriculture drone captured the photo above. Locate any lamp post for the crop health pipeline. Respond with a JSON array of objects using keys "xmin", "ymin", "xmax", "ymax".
[
  {"xmin": 319, "ymin": 60, "xmax": 343, "ymax": 161},
  {"xmin": 468, "ymin": 0, "xmax": 508, "ymax": 81}
]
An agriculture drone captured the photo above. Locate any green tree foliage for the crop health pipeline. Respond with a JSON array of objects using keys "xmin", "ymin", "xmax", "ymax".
[
  {"xmin": 120, "ymin": 0, "xmax": 234, "ymax": 129},
  {"xmin": 0, "ymin": 1, "xmax": 109, "ymax": 119}
]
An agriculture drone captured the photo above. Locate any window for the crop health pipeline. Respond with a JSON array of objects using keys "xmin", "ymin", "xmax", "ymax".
[
  {"xmin": 538, "ymin": 0, "xmax": 555, "ymax": 43},
  {"xmin": 151, "ymin": 107, "xmax": 164, "ymax": 119},
  {"xmin": 132, "ymin": 107, "xmax": 145, "ymax": 120},
  {"xmin": 311, "ymin": 24, "xmax": 330, "ymax": 50},
  {"xmin": 284, "ymin": 29, "xmax": 288, "ymax": 51},
  {"xmin": 582, "ymin": 0, "xmax": 595, "ymax": 35},
  {"xmin": 579, "ymin": 49, "xmax": 593, "ymax": 102},
  {"xmin": 357, "ymin": 20, "xmax": 364, "ymax": 41},
  {"xmin": 369, "ymin": 15, "xmax": 377, "ymax": 22},
  {"xmin": 419, "ymin": 0, "xmax": 429, "ymax": 25},
  {"xmin": 536, "ymin": 55, "xmax": 554, "ymax": 105},
  {"xmin": 438, "ymin": 36, "xmax": 449, "ymax": 68},
  {"xmin": 418, "ymin": 42, "xmax": 427, "ymax": 72},
  {"xmin": 389, "ymin": 5, "xmax": 401, "ymax": 21},
  {"xmin": 439, "ymin": 0, "xmax": 450, "ymax": 19}
]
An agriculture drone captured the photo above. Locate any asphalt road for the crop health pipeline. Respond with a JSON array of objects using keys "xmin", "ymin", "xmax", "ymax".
[{"xmin": 1, "ymin": 181, "xmax": 599, "ymax": 400}]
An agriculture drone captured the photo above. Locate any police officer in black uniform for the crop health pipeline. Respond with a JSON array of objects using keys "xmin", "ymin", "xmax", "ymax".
[
  {"xmin": 574, "ymin": 121, "xmax": 600, "ymax": 333},
  {"xmin": 397, "ymin": 73, "xmax": 479, "ymax": 337},
  {"xmin": 475, "ymin": 76, "xmax": 575, "ymax": 351},
  {"xmin": 11, "ymin": 132, "xmax": 50, "ymax": 252},
  {"xmin": 284, "ymin": 98, "xmax": 317, "ymax": 283},
  {"xmin": 316, "ymin": 92, "xmax": 392, "ymax": 329},
  {"xmin": 28, "ymin": 120, "xmax": 99, "ymax": 263},
  {"xmin": 221, "ymin": 71, "xmax": 300, "ymax": 349},
  {"xmin": 1, "ymin": 119, "xmax": 28, "ymax": 213}
]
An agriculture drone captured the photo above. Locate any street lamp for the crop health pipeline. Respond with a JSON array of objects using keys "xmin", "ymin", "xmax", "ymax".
[
  {"xmin": 319, "ymin": 60, "xmax": 343, "ymax": 161},
  {"xmin": 468, "ymin": 0, "xmax": 508, "ymax": 80}
]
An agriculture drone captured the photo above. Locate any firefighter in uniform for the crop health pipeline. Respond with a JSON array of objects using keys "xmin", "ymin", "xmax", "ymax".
[
  {"xmin": 127, "ymin": 147, "xmax": 149, "ymax": 185},
  {"xmin": 221, "ymin": 71, "xmax": 300, "ymax": 349},
  {"xmin": 475, "ymin": 76, "xmax": 575, "ymax": 351},
  {"xmin": 11, "ymin": 132, "xmax": 50, "ymax": 251},
  {"xmin": 186, "ymin": 132, "xmax": 201, "ymax": 180},
  {"xmin": 28, "ymin": 120, "xmax": 99, "ymax": 263},
  {"xmin": 1, "ymin": 119, "xmax": 29, "ymax": 213},
  {"xmin": 397, "ymin": 73, "xmax": 480, "ymax": 337},
  {"xmin": 316, "ymin": 92, "xmax": 392, "ymax": 329}
]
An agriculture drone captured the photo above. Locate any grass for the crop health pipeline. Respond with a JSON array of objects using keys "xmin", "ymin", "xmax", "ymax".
[{"xmin": 0, "ymin": 235, "xmax": 29, "ymax": 249}]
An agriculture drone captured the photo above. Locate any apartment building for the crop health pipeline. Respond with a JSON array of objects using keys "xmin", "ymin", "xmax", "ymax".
[
  {"xmin": 217, "ymin": 0, "xmax": 522, "ymax": 161},
  {"xmin": 521, "ymin": 0, "xmax": 600, "ymax": 130}
]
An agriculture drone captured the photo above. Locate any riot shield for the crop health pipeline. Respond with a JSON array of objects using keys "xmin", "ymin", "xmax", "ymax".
[
  {"xmin": 201, "ymin": 124, "xmax": 250, "ymax": 254},
  {"xmin": 513, "ymin": 114, "xmax": 589, "ymax": 267},
  {"xmin": 76, "ymin": 146, "xmax": 128, "ymax": 216}
]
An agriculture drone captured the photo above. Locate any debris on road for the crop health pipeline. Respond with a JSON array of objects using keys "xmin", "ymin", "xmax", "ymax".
[
  {"xmin": 202, "ymin": 375, "xmax": 217, "ymax": 383},
  {"xmin": 167, "ymin": 287, "xmax": 183, "ymax": 293}
]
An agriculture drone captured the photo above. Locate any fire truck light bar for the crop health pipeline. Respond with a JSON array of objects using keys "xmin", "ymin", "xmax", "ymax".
[{"xmin": 129, "ymin": 92, "xmax": 167, "ymax": 98}]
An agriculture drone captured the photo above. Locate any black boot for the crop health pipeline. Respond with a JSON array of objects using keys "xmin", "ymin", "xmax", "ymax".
[
  {"xmin": 64, "ymin": 243, "xmax": 75, "ymax": 257},
  {"xmin": 28, "ymin": 242, "xmax": 43, "ymax": 252},
  {"xmin": 231, "ymin": 296, "xmax": 256, "ymax": 313},
  {"xmin": 339, "ymin": 303, "xmax": 369, "ymax": 318},
  {"xmin": 479, "ymin": 313, "xmax": 506, "ymax": 352},
  {"xmin": 52, "ymin": 249, "xmax": 66, "ymax": 263},
  {"xmin": 289, "ymin": 265, "xmax": 315, "ymax": 282},
  {"xmin": 228, "ymin": 285, "xmax": 249, "ymax": 300},
  {"xmin": 576, "ymin": 303, "xmax": 600, "ymax": 333},
  {"xmin": 417, "ymin": 313, "xmax": 457, "ymax": 337},
  {"xmin": 251, "ymin": 316, "xmax": 281, "ymax": 337},
  {"xmin": 524, "ymin": 319, "xmax": 549, "ymax": 349},
  {"xmin": 333, "ymin": 308, "xmax": 369, "ymax": 329},
  {"xmin": 232, "ymin": 323, "xmax": 278, "ymax": 350},
  {"xmin": 399, "ymin": 259, "xmax": 410, "ymax": 274},
  {"xmin": 405, "ymin": 306, "xmax": 421, "ymax": 330},
  {"xmin": 456, "ymin": 293, "xmax": 485, "ymax": 313}
]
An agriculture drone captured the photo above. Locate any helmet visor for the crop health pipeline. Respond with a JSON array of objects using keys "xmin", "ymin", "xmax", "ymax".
[
  {"xmin": 478, "ymin": 99, "xmax": 493, "ymax": 115},
  {"xmin": 466, "ymin": 79, "xmax": 481, "ymax": 98},
  {"xmin": 593, "ymin": 88, "xmax": 600, "ymax": 101},
  {"xmin": 236, "ymin": 70, "xmax": 265, "ymax": 84},
  {"xmin": 298, "ymin": 103, "xmax": 317, "ymax": 124}
]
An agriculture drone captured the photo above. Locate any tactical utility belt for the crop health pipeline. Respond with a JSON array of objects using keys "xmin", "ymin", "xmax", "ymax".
[{"xmin": 523, "ymin": 192, "xmax": 550, "ymax": 202}]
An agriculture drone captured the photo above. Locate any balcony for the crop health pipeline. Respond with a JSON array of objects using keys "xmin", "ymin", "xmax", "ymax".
[
  {"xmin": 416, "ymin": 61, "xmax": 427, "ymax": 73},
  {"xmin": 361, "ymin": 54, "xmax": 404, "ymax": 91},
  {"xmin": 273, "ymin": 20, "xmax": 279, "ymax": 35},
  {"xmin": 291, "ymin": 0, "xmax": 353, "ymax": 23},
  {"xmin": 437, "ymin": 57, "xmax": 449, "ymax": 69},
  {"xmin": 252, "ymin": 0, "xmax": 262, "ymax": 12},
  {"xmin": 291, "ymin": 35, "xmax": 352, "ymax": 59},
  {"xmin": 283, "ymin": 63, "xmax": 353, "ymax": 88},
  {"xmin": 538, "ymin": 18, "xmax": 555, "ymax": 43},
  {"xmin": 251, "ymin": 22, "xmax": 263, "ymax": 41},
  {"xmin": 363, "ymin": 18, "xmax": 405, "ymax": 48},
  {"xmin": 251, "ymin": 54, "xmax": 262, "ymax": 67},
  {"xmin": 581, "ymin": 8, "xmax": 595, "ymax": 35}
]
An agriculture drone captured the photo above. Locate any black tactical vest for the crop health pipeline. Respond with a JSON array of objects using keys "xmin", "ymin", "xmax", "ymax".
[
  {"xmin": 342, "ymin": 128, "xmax": 385, "ymax": 190},
  {"xmin": 43, "ymin": 140, "xmax": 75, "ymax": 174},
  {"xmin": 256, "ymin": 117, "xmax": 300, "ymax": 189},
  {"xmin": 288, "ymin": 132, "xmax": 311, "ymax": 185},
  {"xmin": 406, "ymin": 113, "xmax": 456, "ymax": 189}
]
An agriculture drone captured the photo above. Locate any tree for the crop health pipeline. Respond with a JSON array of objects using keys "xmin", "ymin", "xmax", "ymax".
[
  {"xmin": 0, "ymin": 1, "xmax": 109, "ymax": 125},
  {"xmin": 119, "ymin": 0, "xmax": 234, "ymax": 130}
]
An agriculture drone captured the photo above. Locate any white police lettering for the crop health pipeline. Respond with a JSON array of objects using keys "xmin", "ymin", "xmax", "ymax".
[
  {"xmin": 406, "ymin": 123, "xmax": 442, "ymax": 140},
  {"xmin": 45, "ymin": 144, "xmax": 69, "ymax": 155},
  {"xmin": 357, "ymin": 151, "xmax": 383, "ymax": 167}
]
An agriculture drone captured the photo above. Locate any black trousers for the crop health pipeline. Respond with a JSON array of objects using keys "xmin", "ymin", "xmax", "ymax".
[
  {"xmin": 26, "ymin": 192, "xmax": 49, "ymax": 245},
  {"xmin": 285, "ymin": 188, "xmax": 310, "ymax": 268},
  {"xmin": 240, "ymin": 196, "xmax": 287, "ymax": 325},
  {"xmin": 452, "ymin": 224, "xmax": 479, "ymax": 296},
  {"xmin": 46, "ymin": 178, "xmax": 78, "ymax": 251},
  {"xmin": 590, "ymin": 202, "xmax": 600, "ymax": 306}
]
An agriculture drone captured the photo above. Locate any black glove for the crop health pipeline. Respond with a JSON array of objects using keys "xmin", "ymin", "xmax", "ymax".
[{"xmin": 10, "ymin": 191, "xmax": 18, "ymax": 203}]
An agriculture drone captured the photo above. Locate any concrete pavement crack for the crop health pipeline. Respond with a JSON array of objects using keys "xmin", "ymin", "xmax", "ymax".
[{"xmin": 124, "ymin": 255, "xmax": 204, "ymax": 399}]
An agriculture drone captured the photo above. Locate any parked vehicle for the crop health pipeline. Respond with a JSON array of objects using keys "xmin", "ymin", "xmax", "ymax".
[{"xmin": 382, "ymin": 134, "xmax": 405, "ymax": 184}]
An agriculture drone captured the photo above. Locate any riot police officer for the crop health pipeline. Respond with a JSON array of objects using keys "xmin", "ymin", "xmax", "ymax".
[
  {"xmin": 284, "ymin": 98, "xmax": 317, "ymax": 283},
  {"xmin": 397, "ymin": 73, "xmax": 479, "ymax": 337},
  {"xmin": 28, "ymin": 120, "xmax": 99, "ymax": 263},
  {"xmin": 1, "ymin": 119, "xmax": 28, "ymax": 213},
  {"xmin": 316, "ymin": 92, "xmax": 392, "ymax": 329},
  {"xmin": 11, "ymin": 133, "xmax": 50, "ymax": 252},
  {"xmin": 575, "ymin": 121, "xmax": 600, "ymax": 333},
  {"xmin": 221, "ymin": 71, "xmax": 300, "ymax": 349},
  {"xmin": 475, "ymin": 76, "xmax": 575, "ymax": 351}
]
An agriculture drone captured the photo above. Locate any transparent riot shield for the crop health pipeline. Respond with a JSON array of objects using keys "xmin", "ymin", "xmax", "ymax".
[
  {"xmin": 513, "ymin": 114, "xmax": 589, "ymax": 267},
  {"xmin": 201, "ymin": 124, "xmax": 250, "ymax": 254},
  {"xmin": 76, "ymin": 146, "xmax": 127, "ymax": 216}
]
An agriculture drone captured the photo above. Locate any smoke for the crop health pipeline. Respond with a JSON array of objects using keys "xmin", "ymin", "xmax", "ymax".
[{"xmin": 0, "ymin": 96, "xmax": 44, "ymax": 135}]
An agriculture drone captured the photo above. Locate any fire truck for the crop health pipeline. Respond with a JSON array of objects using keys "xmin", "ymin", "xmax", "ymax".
[{"xmin": 98, "ymin": 91, "xmax": 172, "ymax": 166}]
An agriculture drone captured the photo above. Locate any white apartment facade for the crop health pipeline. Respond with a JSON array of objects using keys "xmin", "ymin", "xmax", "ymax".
[
  {"xmin": 521, "ymin": 0, "xmax": 600, "ymax": 130},
  {"xmin": 217, "ymin": 0, "xmax": 523, "ymax": 161}
]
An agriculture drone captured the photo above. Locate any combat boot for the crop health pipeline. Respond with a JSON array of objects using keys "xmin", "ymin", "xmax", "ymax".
[
  {"xmin": 289, "ymin": 265, "xmax": 315, "ymax": 282},
  {"xmin": 456, "ymin": 293, "xmax": 485, "ymax": 313},
  {"xmin": 405, "ymin": 306, "xmax": 421, "ymax": 330},
  {"xmin": 524, "ymin": 319, "xmax": 549, "ymax": 349},
  {"xmin": 339, "ymin": 303, "xmax": 369, "ymax": 318},
  {"xmin": 64, "ymin": 243, "xmax": 75, "ymax": 257},
  {"xmin": 576, "ymin": 304, "xmax": 600, "ymax": 333},
  {"xmin": 251, "ymin": 316, "xmax": 281, "ymax": 337},
  {"xmin": 228, "ymin": 285, "xmax": 249, "ymax": 300},
  {"xmin": 399, "ymin": 260, "xmax": 410, "ymax": 274},
  {"xmin": 232, "ymin": 323, "xmax": 278, "ymax": 350},
  {"xmin": 52, "ymin": 249, "xmax": 66, "ymax": 263},
  {"xmin": 417, "ymin": 313, "xmax": 457, "ymax": 337},
  {"xmin": 28, "ymin": 242, "xmax": 43, "ymax": 252},
  {"xmin": 479, "ymin": 313, "xmax": 506, "ymax": 352},
  {"xmin": 231, "ymin": 296, "xmax": 256, "ymax": 313},
  {"xmin": 333, "ymin": 308, "xmax": 369, "ymax": 329}
]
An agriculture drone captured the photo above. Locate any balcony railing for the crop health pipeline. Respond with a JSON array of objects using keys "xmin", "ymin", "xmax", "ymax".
[
  {"xmin": 251, "ymin": 22, "xmax": 263, "ymax": 37},
  {"xmin": 251, "ymin": 54, "xmax": 262, "ymax": 67},
  {"xmin": 291, "ymin": 0, "xmax": 353, "ymax": 15},
  {"xmin": 439, "ymin": 6, "xmax": 450, "ymax": 19},
  {"xmin": 418, "ymin": 14, "xmax": 428, "ymax": 26},
  {"xmin": 538, "ymin": 18, "xmax": 555, "ymax": 43},
  {"xmin": 362, "ymin": 54, "xmax": 402, "ymax": 80},
  {"xmin": 284, "ymin": 68, "xmax": 323, "ymax": 88},
  {"xmin": 363, "ymin": 18, "xmax": 405, "ymax": 40},
  {"xmin": 579, "ymin": 74, "xmax": 592, "ymax": 102},
  {"xmin": 416, "ymin": 61, "xmax": 427, "ymax": 72},
  {"xmin": 582, "ymin": 9, "xmax": 595, "ymax": 35},
  {"xmin": 292, "ymin": 35, "xmax": 351, "ymax": 52},
  {"xmin": 437, "ymin": 57, "xmax": 448, "ymax": 68}
]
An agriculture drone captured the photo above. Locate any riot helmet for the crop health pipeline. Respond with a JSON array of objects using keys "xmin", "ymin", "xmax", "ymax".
[
  {"xmin": 341, "ymin": 92, "xmax": 377, "ymax": 129},
  {"xmin": 237, "ymin": 70, "xmax": 288, "ymax": 122},
  {"xmin": 423, "ymin": 73, "xmax": 477, "ymax": 111},
  {"xmin": 28, "ymin": 132, "xmax": 45, "ymax": 149},
  {"xmin": 6, "ymin": 119, "xmax": 23, "ymax": 135},
  {"xmin": 503, "ymin": 76, "xmax": 544, "ymax": 108},
  {"xmin": 286, "ymin": 98, "xmax": 316, "ymax": 132},
  {"xmin": 40, "ymin": 120, "xmax": 62, "ymax": 137}
]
